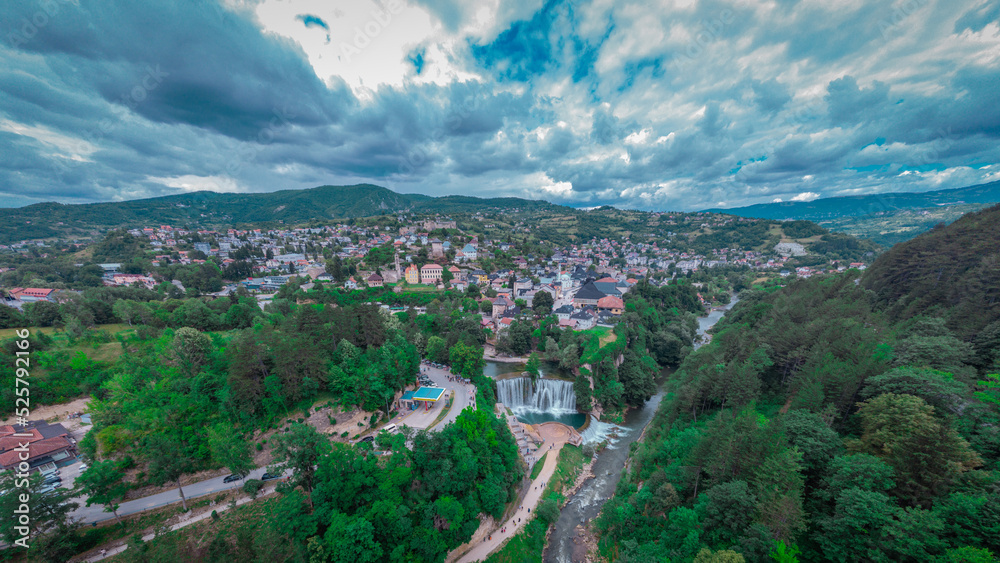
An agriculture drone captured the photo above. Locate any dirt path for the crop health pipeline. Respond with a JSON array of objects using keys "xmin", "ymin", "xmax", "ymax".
[{"xmin": 1, "ymin": 396, "xmax": 91, "ymax": 433}]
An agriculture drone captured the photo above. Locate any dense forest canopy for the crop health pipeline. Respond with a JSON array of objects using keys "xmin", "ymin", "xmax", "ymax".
[
  {"xmin": 595, "ymin": 208, "xmax": 1000, "ymax": 562},
  {"xmin": 862, "ymin": 203, "xmax": 1000, "ymax": 339}
]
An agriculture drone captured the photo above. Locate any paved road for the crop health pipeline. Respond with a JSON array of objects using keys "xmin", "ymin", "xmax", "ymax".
[{"xmin": 68, "ymin": 466, "xmax": 290, "ymax": 525}]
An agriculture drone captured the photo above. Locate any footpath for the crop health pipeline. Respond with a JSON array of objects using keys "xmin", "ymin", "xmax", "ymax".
[{"xmin": 450, "ymin": 418, "xmax": 575, "ymax": 563}]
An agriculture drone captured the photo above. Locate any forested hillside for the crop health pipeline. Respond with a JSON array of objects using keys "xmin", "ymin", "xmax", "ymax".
[
  {"xmin": 0, "ymin": 184, "xmax": 564, "ymax": 243},
  {"xmin": 595, "ymin": 208, "xmax": 1000, "ymax": 562},
  {"xmin": 862, "ymin": 203, "xmax": 1000, "ymax": 339}
]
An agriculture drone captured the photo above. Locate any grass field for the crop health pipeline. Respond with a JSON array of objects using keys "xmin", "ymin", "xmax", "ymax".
[
  {"xmin": 530, "ymin": 452, "xmax": 548, "ymax": 480},
  {"xmin": 579, "ymin": 325, "xmax": 615, "ymax": 345},
  {"xmin": 0, "ymin": 323, "xmax": 135, "ymax": 340}
]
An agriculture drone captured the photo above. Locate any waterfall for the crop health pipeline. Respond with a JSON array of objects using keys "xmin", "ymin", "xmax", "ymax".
[{"xmin": 497, "ymin": 377, "xmax": 577, "ymax": 413}]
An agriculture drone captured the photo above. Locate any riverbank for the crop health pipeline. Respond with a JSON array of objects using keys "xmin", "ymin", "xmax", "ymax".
[
  {"xmin": 544, "ymin": 293, "xmax": 741, "ymax": 562},
  {"xmin": 485, "ymin": 350, "xmax": 531, "ymax": 364}
]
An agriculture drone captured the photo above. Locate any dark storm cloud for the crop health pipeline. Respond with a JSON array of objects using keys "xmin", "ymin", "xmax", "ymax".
[
  {"xmin": 0, "ymin": 0, "xmax": 997, "ymax": 211},
  {"xmin": 1, "ymin": 0, "xmax": 348, "ymax": 138}
]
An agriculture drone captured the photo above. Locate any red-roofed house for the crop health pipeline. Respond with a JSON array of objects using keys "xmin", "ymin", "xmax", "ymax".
[
  {"xmin": 9, "ymin": 288, "xmax": 56, "ymax": 302},
  {"xmin": 0, "ymin": 422, "xmax": 76, "ymax": 471},
  {"xmin": 597, "ymin": 295, "xmax": 625, "ymax": 315}
]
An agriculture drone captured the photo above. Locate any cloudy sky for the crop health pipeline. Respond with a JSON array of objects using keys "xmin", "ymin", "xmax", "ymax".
[{"xmin": 1, "ymin": 0, "xmax": 998, "ymax": 211}]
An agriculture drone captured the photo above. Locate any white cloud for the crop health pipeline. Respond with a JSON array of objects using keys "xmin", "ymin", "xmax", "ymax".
[
  {"xmin": 791, "ymin": 192, "xmax": 821, "ymax": 202},
  {"xmin": 147, "ymin": 175, "xmax": 244, "ymax": 193}
]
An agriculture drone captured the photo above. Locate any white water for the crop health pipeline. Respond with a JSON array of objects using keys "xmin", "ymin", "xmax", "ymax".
[
  {"xmin": 578, "ymin": 416, "xmax": 625, "ymax": 446},
  {"xmin": 497, "ymin": 377, "xmax": 577, "ymax": 414}
]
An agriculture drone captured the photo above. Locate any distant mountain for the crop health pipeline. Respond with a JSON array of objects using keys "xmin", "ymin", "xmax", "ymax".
[
  {"xmin": 704, "ymin": 181, "xmax": 1000, "ymax": 221},
  {"xmin": 0, "ymin": 184, "xmax": 565, "ymax": 243}
]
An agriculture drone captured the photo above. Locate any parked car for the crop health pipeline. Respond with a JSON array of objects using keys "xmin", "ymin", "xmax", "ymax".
[
  {"xmin": 261, "ymin": 472, "xmax": 281, "ymax": 481},
  {"xmin": 78, "ymin": 463, "xmax": 88, "ymax": 472},
  {"xmin": 223, "ymin": 474, "xmax": 244, "ymax": 483},
  {"xmin": 359, "ymin": 436, "xmax": 375, "ymax": 443}
]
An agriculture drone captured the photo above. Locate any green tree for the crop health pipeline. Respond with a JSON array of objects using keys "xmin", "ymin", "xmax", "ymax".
[
  {"xmin": 0, "ymin": 471, "xmax": 78, "ymax": 546},
  {"xmin": 269, "ymin": 422, "xmax": 331, "ymax": 496},
  {"xmin": 449, "ymin": 341, "xmax": 485, "ymax": 380},
  {"xmin": 525, "ymin": 352, "xmax": 541, "ymax": 383},
  {"xmin": 783, "ymin": 409, "xmax": 842, "ymax": 477},
  {"xmin": 507, "ymin": 320, "xmax": 533, "ymax": 356},
  {"xmin": 850, "ymin": 393, "xmax": 982, "ymax": 507},
  {"xmin": 693, "ymin": 548, "xmax": 746, "ymax": 562},
  {"xmin": 171, "ymin": 327, "xmax": 212, "ymax": 377},
  {"xmin": 574, "ymin": 373, "xmax": 593, "ymax": 411},
  {"xmin": 317, "ymin": 511, "xmax": 383, "ymax": 563},
  {"xmin": 559, "ymin": 341, "xmax": 579, "ymax": 372},
  {"xmin": 145, "ymin": 433, "xmax": 195, "ymax": 511},
  {"xmin": 77, "ymin": 459, "xmax": 129, "ymax": 524},
  {"xmin": 425, "ymin": 335, "xmax": 448, "ymax": 364},
  {"xmin": 24, "ymin": 301, "xmax": 62, "ymax": 327},
  {"xmin": 861, "ymin": 367, "xmax": 968, "ymax": 412},
  {"xmin": 817, "ymin": 487, "xmax": 897, "ymax": 562},
  {"xmin": 208, "ymin": 423, "xmax": 254, "ymax": 478},
  {"xmin": 696, "ymin": 480, "xmax": 757, "ymax": 548},
  {"xmin": 532, "ymin": 290, "xmax": 554, "ymax": 315}
]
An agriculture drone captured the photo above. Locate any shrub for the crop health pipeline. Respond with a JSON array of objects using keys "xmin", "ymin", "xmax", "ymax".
[
  {"xmin": 243, "ymin": 479, "xmax": 264, "ymax": 499},
  {"xmin": 537, "ymin": 498, "xmax": 560, "ymax": 525}
]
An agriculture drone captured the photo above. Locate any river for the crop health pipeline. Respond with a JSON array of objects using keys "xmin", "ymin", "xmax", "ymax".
[{"xmin": 543, "ymin": 294, "xmax": 740, "ymax": 563}]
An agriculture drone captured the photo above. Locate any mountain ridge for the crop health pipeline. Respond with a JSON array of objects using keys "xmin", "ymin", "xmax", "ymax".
[
  {"xmin": 0, "ymin": 184, "xmax": 566, "ymax": 243},
  {"xmin": 703, "ymin": 180, "xmax": 1000, "ymax": 220}
]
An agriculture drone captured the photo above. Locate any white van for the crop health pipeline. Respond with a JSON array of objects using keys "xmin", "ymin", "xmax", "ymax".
[{"xmin": 382, "ymin": 424, "xmax": 397, "ymax": 434}]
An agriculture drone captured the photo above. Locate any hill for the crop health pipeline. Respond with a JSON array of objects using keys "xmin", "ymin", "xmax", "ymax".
[
  {"xmin": 704, "ymin": 180, "xmax": 1000, "ymax": 221},
  {"xmin": 0, "ymin": 184, "xmax": 565, "ymax": 243},
  {"xmin": 818, "ymin": 202, "xmax": 995, "ymax": 247},
  {"xmin": 861, "ymin": 202, "xmax": 1000, "ymax": 338}
]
